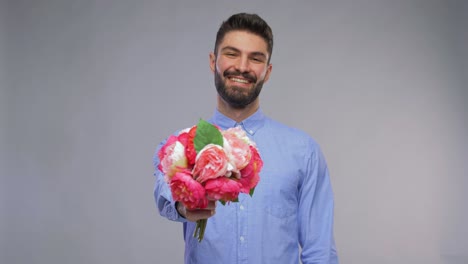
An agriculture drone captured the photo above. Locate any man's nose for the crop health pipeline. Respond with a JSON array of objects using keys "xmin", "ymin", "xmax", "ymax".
[{"xmin": 235, "ymin": 56, "xmax": 249, "ymax": 73}]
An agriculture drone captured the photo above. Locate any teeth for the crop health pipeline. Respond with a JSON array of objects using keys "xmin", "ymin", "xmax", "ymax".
[{"xmin": 231, "ymin": 77, "xmax": 249, "ymax": 84}]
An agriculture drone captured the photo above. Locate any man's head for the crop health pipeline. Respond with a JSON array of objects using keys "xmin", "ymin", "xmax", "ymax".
[
  {"xmin": 214, "ymin": 13, "xmax": 273, "ymax": 63},
  {"xmin": 210, "ymin": 13, "xmax": 273, "ymax": 110}
]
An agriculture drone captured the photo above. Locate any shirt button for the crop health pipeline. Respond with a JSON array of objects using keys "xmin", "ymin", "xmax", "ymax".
[
  {"xmin": 249, "ymin": 130, "xmax": 253, "ymax": 134},
  {"xmin": 240, "ymin": 236, "xmax": 244, "ymax": 242},
  {"xmin": 239, "ymin": 205, "xmax": 244, "ymax": 210}
]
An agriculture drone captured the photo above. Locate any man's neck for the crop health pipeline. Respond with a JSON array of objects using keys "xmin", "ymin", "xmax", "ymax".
[{"xmin": 217, "ymin": 97, "xmax": 259, "ymax": 123}]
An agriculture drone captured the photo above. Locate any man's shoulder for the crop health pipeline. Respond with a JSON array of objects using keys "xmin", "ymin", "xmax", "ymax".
[{"xmin": 264, "ymin": 116, "xmax": 319, "ymax": 146}]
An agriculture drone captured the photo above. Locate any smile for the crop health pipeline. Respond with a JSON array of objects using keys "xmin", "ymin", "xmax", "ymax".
[{"xmin": 229, "ymin": 77, "xmax": 250, "ymax": 84}]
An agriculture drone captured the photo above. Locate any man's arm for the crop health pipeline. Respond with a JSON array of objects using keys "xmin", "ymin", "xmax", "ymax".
[
  {"xmin": 153, "ymin": 143, "xmax": 187, "ymax": 221},
  {"xmin": 298, "ymin": 141, "xmax": 339, "ymax": 264}
]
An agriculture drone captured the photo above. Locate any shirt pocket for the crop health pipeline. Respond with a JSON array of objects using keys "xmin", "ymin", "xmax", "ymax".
[
  {"xmin": 260, "ymin": 170, "xmax": 297, "ymax": 219},
  {"xmin": 264, "ymin": 200, "xmax": 296, "ymax": 218}
]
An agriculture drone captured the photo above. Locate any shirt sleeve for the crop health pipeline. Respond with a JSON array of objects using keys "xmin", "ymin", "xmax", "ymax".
[
  {"xmin": 153, "ymin": 140, "xmax": 187, "ymax": 222},
  {"xmin": 298, "ymin": 140, "xmax": 339, "ymax": 264}
]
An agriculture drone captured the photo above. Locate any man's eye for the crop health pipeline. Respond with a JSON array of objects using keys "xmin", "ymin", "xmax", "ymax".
[
  {"xmin": 225, "ymin": 53, "xmax": 237, "ymax": 57},
  {"xmin": 251, "ymin": 57, "xmax": 263, "ymax": 63}
]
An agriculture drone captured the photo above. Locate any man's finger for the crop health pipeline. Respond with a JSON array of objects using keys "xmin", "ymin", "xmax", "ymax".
[
  {"xmin": 205, "ymin": 201, "xmax": 217, "ymax": 210},
  {"xmin": 186, "ymin": 208, "xmax": 215, "ymax": 222}
]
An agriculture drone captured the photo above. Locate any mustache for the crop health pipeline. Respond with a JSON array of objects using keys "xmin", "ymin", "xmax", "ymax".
[{"xmin": 223, "ymin": 70, "xmax": 256, "ymax": 83}]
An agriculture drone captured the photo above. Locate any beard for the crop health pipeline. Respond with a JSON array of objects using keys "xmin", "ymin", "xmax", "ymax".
[{"xmin": 215, "ymin": 68, "xmax": 264, "ymax": 109}]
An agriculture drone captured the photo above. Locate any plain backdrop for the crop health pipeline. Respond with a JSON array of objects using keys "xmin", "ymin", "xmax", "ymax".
[{"xmin": 1, "ymin": 0, "xmax": 467, "ymax": 263}]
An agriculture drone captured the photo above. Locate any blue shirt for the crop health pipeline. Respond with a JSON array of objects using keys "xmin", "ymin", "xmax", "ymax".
[{"xmin": 154, "ymin": 109, "xmax": 339, "ymax": 264}]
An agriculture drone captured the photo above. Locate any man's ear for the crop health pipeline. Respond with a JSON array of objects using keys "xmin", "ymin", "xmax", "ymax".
[
  {"xmin": 263, "ymin": 63, "xmax": 273, "ymax": 83},
  {"xmin": 209, "ymin": 52, "xmax": 216, "ymax": 73}
]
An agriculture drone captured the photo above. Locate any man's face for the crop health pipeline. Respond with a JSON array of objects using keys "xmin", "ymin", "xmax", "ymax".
[{"xmin": 210, "ymin": 31, "xmax": 272, "ymax": 109}]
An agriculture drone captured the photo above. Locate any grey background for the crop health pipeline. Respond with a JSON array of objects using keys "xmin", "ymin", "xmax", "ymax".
[{"xmin": 1, "ymin": 0, "xmax": 467, "ymax": 263}]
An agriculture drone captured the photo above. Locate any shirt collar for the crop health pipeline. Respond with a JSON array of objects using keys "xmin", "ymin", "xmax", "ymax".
[{"xmin": 209, "ymin": 108, "xmax": 266, "ymax": 136}]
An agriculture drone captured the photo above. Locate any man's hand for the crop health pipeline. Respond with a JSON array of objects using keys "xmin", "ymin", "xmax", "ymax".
[{"xmin": 176, "ymin": 201, "xmax": 217, "ymax": 222}]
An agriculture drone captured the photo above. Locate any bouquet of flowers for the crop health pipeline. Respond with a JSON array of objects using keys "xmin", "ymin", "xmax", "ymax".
[{"xmin": 157, "ymin": 119, "xmax": 263, "ymax": 242}]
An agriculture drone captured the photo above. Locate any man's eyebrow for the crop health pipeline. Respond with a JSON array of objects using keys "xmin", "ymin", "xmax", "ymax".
[{"xmin": 220, "ymin": 46, "xmax": 241, "ymax": 53}]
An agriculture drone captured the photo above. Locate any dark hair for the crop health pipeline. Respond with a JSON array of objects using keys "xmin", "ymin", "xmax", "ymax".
[{"xmin": 214, "ymin": 13, "xmax": 273, "ymax": 62}]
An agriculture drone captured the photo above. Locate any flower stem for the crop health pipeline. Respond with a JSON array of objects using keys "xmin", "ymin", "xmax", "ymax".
[{"xmin": 194, "ymin": 219, "xmax": 207, "ymax": 242}]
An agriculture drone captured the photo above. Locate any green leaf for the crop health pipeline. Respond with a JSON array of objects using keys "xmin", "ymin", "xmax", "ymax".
[
  {"xmin": 194, "ymin": 119, "xmax": 223, "ymax": 153},
  {"xmin": 249, "ymin": 187, "xmax": 256, "ymax": 197},
  {"xmin": 220, "ymin": 200, "xmax": 226, "ymax": 206}
]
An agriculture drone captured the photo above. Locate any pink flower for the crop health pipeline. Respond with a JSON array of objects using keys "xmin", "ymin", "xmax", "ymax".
[
  {"xmin": 239, "ymin": 146, "xmax": 263, "ymax": 193},
  {"xmin": 157, "ymin": 135, "xmax": 178, "ymax": 164},
  {"xmin": 170, "ymin": 171, "xmax": 208, "ymax": 210},
  {"xmin": 157, "ymin": 119, "xmax": 264, "ymax": 243},
  {"xmin": 158, "ymin": 136, "xmax": 188, "ymax": 181},
  {"xmin": 205, "ymin": 177, "xmax": 241, "ymax": 202},
  {"xmin": 222, "ymin": 127, "xmax": 252, "ymax": 172},
  {"xmin": 193, "ymin": 144, "xmax": 228, "ymax": 183}
]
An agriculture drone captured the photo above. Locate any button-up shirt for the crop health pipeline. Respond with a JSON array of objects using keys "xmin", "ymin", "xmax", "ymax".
[{"xmin": 154, "ymin": 109, "xmax": 339, "ymax": 264}]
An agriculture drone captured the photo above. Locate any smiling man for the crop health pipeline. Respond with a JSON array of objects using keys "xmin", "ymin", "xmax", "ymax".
[
  {"xmin": 212, "ymin": 30, "xmax": 271, "ymax": 115},
  {"xmin": 154, "ymin": 13, "xmax": 339, "ymax": 264}
]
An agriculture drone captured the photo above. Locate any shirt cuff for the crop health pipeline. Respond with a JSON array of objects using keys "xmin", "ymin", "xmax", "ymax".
[{"xmin": 168, "ymin": 200, "xmax": 188, "ymax": 222}]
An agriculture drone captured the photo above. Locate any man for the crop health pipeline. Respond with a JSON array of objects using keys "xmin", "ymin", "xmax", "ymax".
[{"xmin": 154, "ymin": 13, "xmax": 339, "ymax": 264}]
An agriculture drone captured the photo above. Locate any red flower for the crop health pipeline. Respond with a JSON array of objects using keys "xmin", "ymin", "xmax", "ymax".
[
  {"xmin": 157, "ymin": 120, "xmax": 264, "ymax": 242},
  {"xmin": 205, "ymin": 177, "xmax": 241, "ymax": 202},
  {"xmin": 170, "ymin": 171, "xmax": 208, "ymax": 210},
  {"xmin": 193, "ymin": 144, "xmax": 228, "ymax": 183},
  {"xmin": 185, "ymin": 126, "xmax": 197, "ymax": 165},
  {"xmin": 238, "ymin": 146, "xmax": 263, "ymax": 193},
  {"xmin": 177, "ymin": 131, "xmax": 189, "ymax": 148}
]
